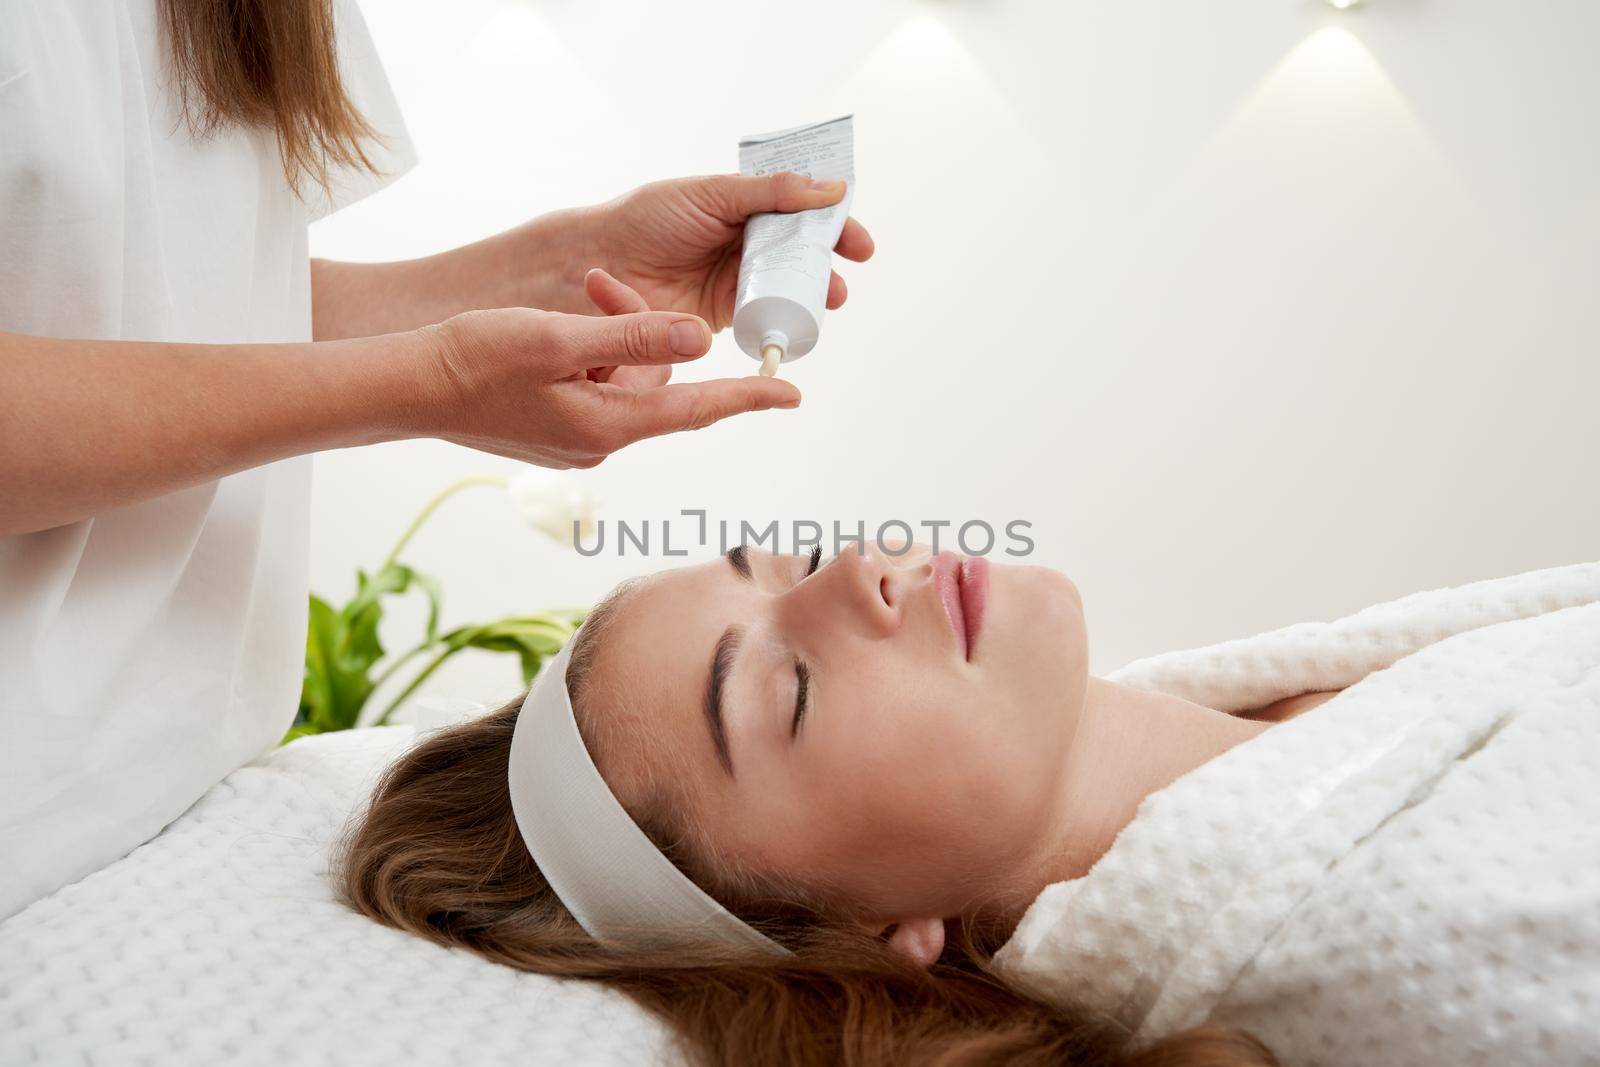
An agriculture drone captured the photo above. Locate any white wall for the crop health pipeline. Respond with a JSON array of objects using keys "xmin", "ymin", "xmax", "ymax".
[{"xmin": 309, "ymin": 0, "xmax": 1600, "ymax": 717}]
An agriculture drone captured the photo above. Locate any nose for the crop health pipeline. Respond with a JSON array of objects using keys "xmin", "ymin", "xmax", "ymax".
[{"xmin": 783, "ymin": 541, "xmax": 914, "ymax": 639}]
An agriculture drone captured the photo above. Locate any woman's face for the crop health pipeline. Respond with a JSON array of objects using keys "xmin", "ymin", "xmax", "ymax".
[{"xmin": 586, "ymin": 542, "xmax": 1089, "ymax": 931}]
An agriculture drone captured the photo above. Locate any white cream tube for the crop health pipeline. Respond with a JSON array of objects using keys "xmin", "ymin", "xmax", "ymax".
[{"xmin": 733, "ymin": 115, "xmax": 855, "ymax": 375}]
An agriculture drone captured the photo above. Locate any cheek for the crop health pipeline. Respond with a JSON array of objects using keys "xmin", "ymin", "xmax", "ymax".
[
  {"xmin": 747, "ymin": 578, "xmax": 1088, "ymax": 915},
  {"xmin": 777, "ymin": 678, "xmax": 1041, "ymax": 911}
]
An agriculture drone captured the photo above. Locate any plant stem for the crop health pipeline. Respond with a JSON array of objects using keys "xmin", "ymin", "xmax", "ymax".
[
  {"xmin": 357, "ymin": 638, "xmax": 440, "ymax": 728},
  {"xmin": 379, "ymin": 475, "xmax": 508, "ymax": 572},
  {"xmin": 373, "ymin": 645, "xmax": 460, "ymax": 727},
  {"xmin": 370, "ymin": 638, "xmax": 435, "ymax": 692}
]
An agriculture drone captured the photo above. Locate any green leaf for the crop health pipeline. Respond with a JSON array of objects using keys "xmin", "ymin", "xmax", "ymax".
[
  {"xmin": 299, "ymin": 594, "xmax": 340, "ymax": 730},
  {"xmin": 339, "ymin": 563, "xmax": 446, "ymax": 662},
  {"xmin": 301, "ymin": 591, "xmax": 377, "ymax": 734},
  {"xmin": 341, "ymin": 598, "xmax": 385, "ymax": 671},
  {"xmin": 300, "ymin": 562, "xmax": 450, "ymax": 736},
  {"xmin": 339, "ymin": 567, "xmax": 391, "ymax": 663},
  {"xmin": 409, "ymin": 570, "xmax": 444, "ymax": 642},
  {"xmin": 439, "ymin": 614, "xmax": 580, "ymax": 685}
]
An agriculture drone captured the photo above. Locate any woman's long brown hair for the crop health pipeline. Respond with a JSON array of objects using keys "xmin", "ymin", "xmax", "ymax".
[
  {"xmin": 159, "ymin": 0, "xmax": 379, "ymax": 194},
  {"xmin": 335, "ymin": 585, "xmax": 1279, "ymax": 1067}
]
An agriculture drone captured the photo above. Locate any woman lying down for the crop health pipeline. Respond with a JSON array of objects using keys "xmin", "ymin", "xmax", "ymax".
[{"xmin": 337, "ymin": 547, "xmax": 1600, "ymax": 1067}]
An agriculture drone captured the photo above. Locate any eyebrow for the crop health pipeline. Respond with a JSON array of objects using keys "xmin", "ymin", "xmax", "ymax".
[
  {"xmin": 704, "ymin": 624, "xmax": 741, "ymax": 778},
  {"xmin": 726, "ymin": 544, "xmax": 753, "ymax": 582}
]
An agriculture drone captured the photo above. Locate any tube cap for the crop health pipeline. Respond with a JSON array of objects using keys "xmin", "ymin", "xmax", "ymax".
[{"xmin": 759, "ymin": 330, "xmax": 788, "ymax": 377}]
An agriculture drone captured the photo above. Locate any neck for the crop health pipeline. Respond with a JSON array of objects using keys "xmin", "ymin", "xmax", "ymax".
[{"xmin": 993, "ymin": 678, "xmax": 1270, "ymax": 934}]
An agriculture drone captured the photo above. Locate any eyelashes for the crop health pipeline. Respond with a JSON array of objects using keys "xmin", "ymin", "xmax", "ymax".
[
  {"xmin": 791, "ymin": 544, "xmax": 823, "ymax": 740},
  {"xmin": 791, "ymin": 657, "xmax": 810, "ymax": 738}
]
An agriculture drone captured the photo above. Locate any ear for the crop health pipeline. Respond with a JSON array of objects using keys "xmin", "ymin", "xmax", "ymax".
[{"xmin": 883, "ymin": 917, "xmax": 946, "ymax": 969}]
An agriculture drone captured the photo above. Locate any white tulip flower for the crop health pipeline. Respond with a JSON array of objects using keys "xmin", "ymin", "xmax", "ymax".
[{"xmin": 507, "ymin": 468, "xmax": 600, "ymax": 548}]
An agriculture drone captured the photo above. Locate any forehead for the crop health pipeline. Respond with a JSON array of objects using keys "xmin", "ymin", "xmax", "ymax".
[
  {"xmin": 587, "ymin": 558, "xmax": 743, "ymax": 795},
  {"xmin": 604, "ymin": 560, "xmax": 723, "ymax": 683}
]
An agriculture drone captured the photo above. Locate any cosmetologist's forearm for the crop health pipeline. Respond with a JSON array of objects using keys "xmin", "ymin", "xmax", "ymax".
[
  {"xmin": 0, "ymin": 329, "xmax": 437, "ymax": 536},
  {"xmin": 310, "ymin": 206, "xmax": 598, "ymax": 340}
]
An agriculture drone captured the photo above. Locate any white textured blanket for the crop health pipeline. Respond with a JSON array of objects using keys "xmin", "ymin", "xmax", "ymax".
[
  {"xmin": 993, "ymin": 560, "xmax": 1600, "ymax": 1067},
  {"xmin": 0, "ymin": 727, "xmax": 673, "ymax": 1066}
]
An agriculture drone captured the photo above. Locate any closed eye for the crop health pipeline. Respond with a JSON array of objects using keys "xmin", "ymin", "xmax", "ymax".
[
  {"xmin": 791, "ymin": 544, "xmax": 823, "ymax": 740},
  {"xmin": 792, "ymin": 656, "xmax": 811, "ymax": 738}
]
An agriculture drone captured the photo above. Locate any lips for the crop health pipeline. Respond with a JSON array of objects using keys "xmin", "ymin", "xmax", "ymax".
[
  {"xmin": 934, "ymin": 550, "xmax": 988, "ymax": 661},
  {"xmin": 959, "ymin": 554, "xmax": 988, "ymax": 658}
]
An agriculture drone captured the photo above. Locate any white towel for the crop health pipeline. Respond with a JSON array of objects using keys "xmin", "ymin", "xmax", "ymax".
[{"xmin": 993, "ymin": 560, "xmax": 1600, "ymax": 1067}]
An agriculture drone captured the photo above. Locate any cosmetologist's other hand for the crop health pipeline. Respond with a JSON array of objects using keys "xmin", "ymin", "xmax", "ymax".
[
  {"xmin": 582, "ymin": 172, "xmax": 876, "ymax": 329},
  {"xmin": 412, "ymin": 272, "xmax": 800, "ymax": 469}
]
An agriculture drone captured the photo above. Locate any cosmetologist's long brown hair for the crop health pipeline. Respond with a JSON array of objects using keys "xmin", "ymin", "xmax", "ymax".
[
  {"xmin": 159, "ymin": 0, "xmax": 379, "ymax": 193},
  {"xmin": 334, "ymin": 584, "xmax": 1281, "ymax": 1067}
]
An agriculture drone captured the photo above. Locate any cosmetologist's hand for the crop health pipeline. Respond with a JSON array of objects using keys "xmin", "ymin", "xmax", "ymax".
[
  {"xmin": 582, "ymin": 172, "xmax": 876, "ymax": 329},
  {"xmin": 413, "ymin": 269, "xmax": 800, "ymax": 469}
]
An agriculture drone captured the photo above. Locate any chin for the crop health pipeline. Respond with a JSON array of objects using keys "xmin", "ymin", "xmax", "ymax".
[
  {"xmin": 1024, "ymin": 565, "xmax": 1090, "ymax": 689},
  {"xmin": 1041, "ymin": 565, "xmax": 1081, "ymax": 606},
  {"xmin": 1017, "ymin": 564, "xmax": 1083, "ymax": 622},
  {"xmin": 988, "ymin": 564, "xmax": 1087, "ymax": 668}
]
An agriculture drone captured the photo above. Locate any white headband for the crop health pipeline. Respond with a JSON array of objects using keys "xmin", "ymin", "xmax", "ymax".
[{"xmin": 507, "ymin": 621, "xmax": 790, "ymax": 956}]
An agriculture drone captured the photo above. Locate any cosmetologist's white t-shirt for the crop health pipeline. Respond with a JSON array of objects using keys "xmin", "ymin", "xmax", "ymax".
[{"xmin": 0, "ymin": 0, "xmax": 417, "ymax": 920}]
